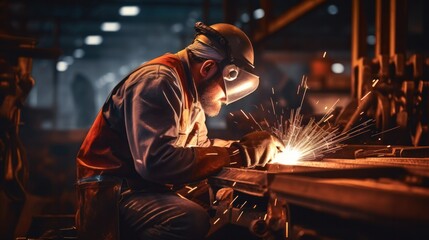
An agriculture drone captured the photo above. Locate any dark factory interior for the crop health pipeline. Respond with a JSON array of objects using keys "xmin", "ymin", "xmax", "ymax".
[{"xmin": 1, "ymin": 0, "xmax": 429, "ymax": 239}]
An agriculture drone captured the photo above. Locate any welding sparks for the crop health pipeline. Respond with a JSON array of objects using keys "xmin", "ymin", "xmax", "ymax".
[
  {"xmin": 323, "ymin": 51, "xmax": 327, "ymax": 58},
  {"xmin": 371, "ymin": 126, "xmax": 400, "ymax": 137},
  {"xmin": 228, "ymin": 73, "xmax": 372, "ymax": 165},
  {"xmin": 230, "ymin": 195, "xmax": 239, "ymax": 207},
  {"xmin": 323, "ymin": 114, "xmax": 334, "ymax": 123},
  {"xmin": 240, "ymin": 109, "xmax": 249, "ymax": 119},
  {"xmin": 270, "ymin": 109, "xmax": 373, "ymax": 164},
  {"xmin": 205, "ymin": 152, "xmax": 218, "ymax": 156},
  {"xmin": 372, "ymin": 78, "xmax": 379, "ymax": 87},
  {"xmin": 176, "ymin": 193, "xmax": 186, "ymax": 199},
  {"xmin": 187, "ymin": 186, "xmax": 198, "ymax": 193},
  {"xmin": 360, "ymin": 91, "xmax": 371, "ymax": 101},
  {"xmin": 266, "ymin": 77, "xmax": 372, "ymax": 164},
  {"xmin": 236, "ymin": 211, "xmax": 244, "ymax": 222}
]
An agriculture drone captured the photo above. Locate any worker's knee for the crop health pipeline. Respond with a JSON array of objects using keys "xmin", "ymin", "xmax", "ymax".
[
  {"xmin": 120, "ymin": 192, "xmax": 210, "ymax": 240},
  {"xmin": 176, "ymin": 204, "xmax": 210, "ymax": 239}
]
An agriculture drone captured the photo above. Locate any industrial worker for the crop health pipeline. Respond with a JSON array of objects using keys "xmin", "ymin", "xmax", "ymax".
[{"xmin": 75, "ymin": 22, "xmax": 284, "ymax": 240}]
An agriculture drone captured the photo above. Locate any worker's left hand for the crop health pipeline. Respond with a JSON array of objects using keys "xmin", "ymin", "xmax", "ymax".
[{"xmin": 232, "ymin": 131, "xmax": 285, "ymax": 168}]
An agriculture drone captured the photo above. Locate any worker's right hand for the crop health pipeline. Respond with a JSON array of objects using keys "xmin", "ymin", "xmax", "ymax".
[{"xmin": 232, "ymin": 131, "xmax": 285, "ymax": 168}]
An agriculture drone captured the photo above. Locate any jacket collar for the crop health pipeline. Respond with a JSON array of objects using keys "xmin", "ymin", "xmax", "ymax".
[{"xmin": 176, "ymin": 49, "xmax": 198, "ymax": 103}]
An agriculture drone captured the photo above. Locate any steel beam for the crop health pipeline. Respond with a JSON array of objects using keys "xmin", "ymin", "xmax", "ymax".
[
  {"xmin": 375, "ymin": 0, "xmax": 390, "ymax": 56},
  {"xmin": 253, "ymin": 0, "xmax": 326, "ymax": 42},
  {"xmin": 351, "ymin": 0, "xmax": 368, "ymax": 99},
  {"xmin": 390, "ymin": 0, "xmax": 407, "ymax": 56}
]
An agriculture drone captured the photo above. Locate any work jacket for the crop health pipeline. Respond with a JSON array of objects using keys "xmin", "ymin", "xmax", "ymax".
[{"xmin": 76, "ymin": 50, "xmax": 233, "ymax": 188}]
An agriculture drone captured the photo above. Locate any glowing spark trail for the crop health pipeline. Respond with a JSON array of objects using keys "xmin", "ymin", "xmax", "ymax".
[
  {"xmin": 264, "ymin": 77, "xmax": 372, "ymax": 164},
  {"xmin": 371, "ymin": 126, "xmax": 400, "ymax": 137},
  {"xmin": 229, "ymin": 75, "xmax": 373, "ymax": 165},
  {"xmin": 360, "ymin": 91, "xmax": 371, "ymax": 101},
  {"xmin": 187, "ymin": 186, "xmax": 198, "ymax": 193},
  {"xmin": 248, "ymin": 112, "xmax": 263, "ymax": 131},
  {"xmin": 230, "ymin": 195, "xmax": 239, "ymax": 207},
  {"xmin": 236, "ymin": 211, "xmax": 244, "ymax": 222},
  {"xmin": 240, "ymin": 109, "xmax": 249, "ymax": 119}
]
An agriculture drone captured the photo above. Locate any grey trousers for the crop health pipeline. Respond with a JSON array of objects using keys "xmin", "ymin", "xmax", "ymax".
[{"xmin": 119, "ymin": 190, "xmax": 210, "ymax": 240}]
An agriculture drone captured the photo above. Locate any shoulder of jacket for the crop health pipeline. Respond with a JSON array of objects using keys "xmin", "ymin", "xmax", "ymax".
[{"xmin": 129, "ymin": 63, "xmax": 178, "ymax": 82}]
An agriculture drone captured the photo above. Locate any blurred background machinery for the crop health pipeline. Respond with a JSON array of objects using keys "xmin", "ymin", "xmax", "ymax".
[
  {"xmin": 0, "ymin": 0, "xmax": 428, "ymax": 239},
  {"xmin": 0, "ymin": 34, "xmax": 35, "ymax": 240}
]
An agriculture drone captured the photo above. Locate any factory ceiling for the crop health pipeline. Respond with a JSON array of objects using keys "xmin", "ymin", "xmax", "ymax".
[
  {"xmin": 1, "ymin": 0, "xmax": 427, "ymax": 70},
  {"xmin": 1, "ymin": 0, "xmax": 359, "ymax": 59}
]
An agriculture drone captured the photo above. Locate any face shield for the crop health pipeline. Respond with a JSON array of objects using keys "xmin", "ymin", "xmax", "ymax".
[{"xmin": 222, "ymin": 64, "xmax": 259, "ymax": 104}]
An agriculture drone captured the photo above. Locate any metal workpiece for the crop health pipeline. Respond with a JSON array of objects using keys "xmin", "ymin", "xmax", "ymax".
[
  {"xmin": 209, "ymin": 152, "xmax": 429, "ymax": 239},
  {"xmin": 208, "ymin": 165, "xmax": 348, "ymax": 197},
  {"xmin": 208, "ymin": 167, "xmax": 271, "ymax": 197},
  {"xmin": 208, "ymin": 166, "xmax": 306, "ymax": 239},
  {"xmin": 209, "ymin": 160, "xmax": 392, "ymax": 198},
  {"xmin": 269, "ymin": 166, "xmax": 429, "ymax": 224},
  {"xmin": 207, "ymin": 185, "xmax": 289, "ymax": 240}
]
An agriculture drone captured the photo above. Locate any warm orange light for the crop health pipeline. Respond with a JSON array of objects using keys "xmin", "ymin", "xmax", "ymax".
[{"xmin": 272, "ymin": 146, "xmax": 302, "ymax": 165}]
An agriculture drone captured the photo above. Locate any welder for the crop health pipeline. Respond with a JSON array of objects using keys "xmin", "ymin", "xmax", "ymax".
[{"xmin": 75, "ymin": 22, "xmax": 284, "ymax": 240}]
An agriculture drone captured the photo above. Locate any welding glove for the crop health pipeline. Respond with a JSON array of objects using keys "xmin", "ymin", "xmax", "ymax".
[{"xmin": 232, "ymin": 131, "xmax": 285, "ymax": 168}]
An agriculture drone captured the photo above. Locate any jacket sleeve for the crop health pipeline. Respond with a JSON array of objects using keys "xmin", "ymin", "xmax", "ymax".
[{"xmin": 123, "ymin": 66, "xmax": 231, "ymax": 184}]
